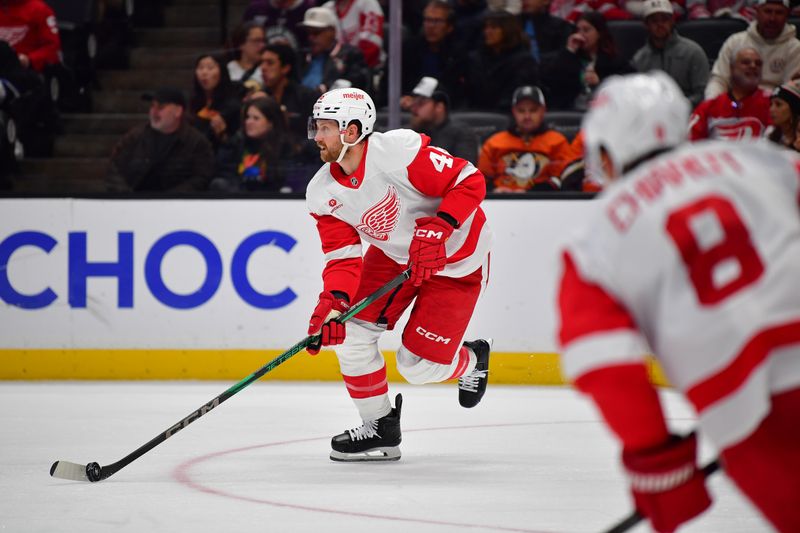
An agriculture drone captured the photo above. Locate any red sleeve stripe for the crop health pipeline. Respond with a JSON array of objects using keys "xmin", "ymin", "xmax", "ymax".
[
  {"xmin": 322, "ymin": 257, "xmax": 362, "ymax": 300},
  {"xmin": 687, "ymin": 319, "xmax": 800, "ymax": 412},
  {"xmin": 342, "ymin": 366, "xmax": 389, "ymax": 399},
  {"xmin": 574, "ymin": 363, "xmax": 670, "ymax": 451},
  {"xmin": 447, "ymin": 209, "xmax": 486, "ymax": 265},
  {"xmin": 558, "ymin": 252, "xmax": 639, "ymax": 347},
  {"xmin": 438, "ymin": 171, "xmax": 486, "ymax": 224},
  {"xmin": 562, "ymin": 330, "xmax": 651, "ymax": 381}
]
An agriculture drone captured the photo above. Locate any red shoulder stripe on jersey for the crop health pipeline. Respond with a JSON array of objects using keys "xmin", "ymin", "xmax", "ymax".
[
  {"xmin": 558, "ymin": 252, "xmax": 638, "ymax": 348},
  {"xmin": 575, "ymin": 364, "xmax": 670, "ymax": 451},
  {"xmin": 687, "ymin": 319, "xmax": 800, "ymax": 412},
  {"xmin": 448, "ymin": 208, "xmax": 486, "ymax": 265}
]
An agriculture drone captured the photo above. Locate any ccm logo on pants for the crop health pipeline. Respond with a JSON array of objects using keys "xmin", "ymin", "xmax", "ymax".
[{"xmin": 416, "ymin": 326, "xmax": 451, "ymax": 344}]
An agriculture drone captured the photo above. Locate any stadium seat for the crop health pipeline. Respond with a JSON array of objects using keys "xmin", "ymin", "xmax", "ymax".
[
  {"xmin": 451, "ymin": 111, "xmax": 509, "ymax": 142},
  {"xmin": 676, "ymin": 18, "xmax": 748, "ymax": 62},
  {"xmin": 607, "ymin": 21, "xmax": 648, "ymax": 64},
  {"xmin": 46, "ymin": 0, "xmax": 98, "ymax": 111},
  {"xmin": 545, "ymin": 111, "xmax": 584, "ymax": 141}
]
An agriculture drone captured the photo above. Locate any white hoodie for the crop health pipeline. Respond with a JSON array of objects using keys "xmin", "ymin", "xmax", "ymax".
[{"xmin": 705, "ymin": 20, "xmax": 800, "ymax": 99}]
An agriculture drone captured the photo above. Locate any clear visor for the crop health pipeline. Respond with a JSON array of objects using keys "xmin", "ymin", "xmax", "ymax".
[{"xmin": 307, "ymin": 117, "xmax": 317, "ymax": 140}]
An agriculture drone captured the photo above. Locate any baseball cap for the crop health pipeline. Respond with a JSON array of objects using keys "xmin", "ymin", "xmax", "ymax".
[
  {"xmin": 142, "ymin": 87, "xmax": 186, "ymax": 108},
  {"xmin": 642, "ymin": 0, "xmax": 673, "ymax": 18},
  {"xmin": 299, "ymin": 7, "xmax": 338, "ymax": 29},
  {"xmin": 771, "ymin": 80, "xmax": 800, "ymax": 114},
  {"xmin": 512, "ymin": 85, "xmax": 545, "ymax": 107},
  {"xmin": 412, "ymin": 76, "xmax": 451, "ymax": 107}
]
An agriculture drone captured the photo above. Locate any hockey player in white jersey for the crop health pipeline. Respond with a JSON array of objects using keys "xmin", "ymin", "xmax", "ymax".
[
  {"xmin": 305, "ymin": 87, "xmax": 493, "ymax": 462},
  {"xmin": 557, "ymin": 72, "xmax": 800, "ymax": 533}
]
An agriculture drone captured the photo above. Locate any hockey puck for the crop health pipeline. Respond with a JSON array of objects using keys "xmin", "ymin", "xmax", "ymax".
[{"xmin": 86, "ymin": 462, "xmax": 102, "ymax": 482}]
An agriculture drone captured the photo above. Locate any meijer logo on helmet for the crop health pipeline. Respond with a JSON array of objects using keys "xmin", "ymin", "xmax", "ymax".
[{"xmin": 342, "ymin": 92, "xmax": 365, "ymax": 100}]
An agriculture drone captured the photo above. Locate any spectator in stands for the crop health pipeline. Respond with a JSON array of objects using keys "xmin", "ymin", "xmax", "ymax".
[
  {"xmin": 625, "ymin": 0, "xmax": 687, "ymax": 18},
  {"xmin": 632, "ymin": 0, "xmax": 710, "ymax": 107},
  {"xmin": 542, "ymin": 11, "xmax": 634, "ymax": 110},
  {"xmin": 189, "ymin": 53, "xmax": 243, "ymax": 151},
  {"xmin": 551, "ymin": 0, "xmax": 634, "ymax": 22},
  {"xmin": 404, "ymin": 76, "xmax": 479, "ymax": 162},
  {"xmin": 690, "ymin": 46, "xmax": 772, "ymax": 140},
  {"xmin": 766, "ymin": 79, "xmax": 800, "ymax": 147},
  {"xmin": 253, "ymin": 42, "xmax": 319, "ymax": 143},
  {"xmin": 0, "ymin": 0, "xmax": 61, "ymax": 73},
  {"xmin": 465, "ymin": 9, "xmax": 539, "ymax": 111},
  {"xmin": 683, "ymin": 0, "xmax": 755, "ymax": 20},
  {"xmin": 399, "ymin": 0, "xmax": 467, "ymax": 106},
  {"xmin": 298, "ymin": 7, "xmax": 370, "ymax": 93},
  {"xmin": 452, "ymin": 0, "xmax": 488, "ymax": 51},
  {"xmin": 227, "ymin": 21, "xmax": 266, "ymax": 92},
  {"xmin": 243, "ymin": 0, "xmax": 315, "ymax": 50},
  {"xmin": 106, "ymin": 88, "xmax": 213, "ymax": 192},
  {"xmin": 322, "ymin": 0, "xmax": 385, "ymax": 68},
  {"xmin": 478, "ymin": 85, "xmax": 574, "ymax": 192},
  {"xmin": 705, "ymin": 0, "xmax": 800, "ymax": 99},
  {"xmin": 519, "ymin": 0, "xmax": 575, "ymax": 62},
  {"xmin": 211, "ymin": 95, "xmax": 294, "ymax": 192}
]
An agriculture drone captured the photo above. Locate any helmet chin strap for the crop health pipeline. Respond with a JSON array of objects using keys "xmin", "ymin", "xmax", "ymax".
[{"xmin": 336, "ymin": 132, "xmax": 367, "ymax": 164}]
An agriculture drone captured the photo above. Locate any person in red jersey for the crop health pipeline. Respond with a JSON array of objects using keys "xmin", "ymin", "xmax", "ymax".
[
  {"xmin": 305, "ymin": 87, "xmax": 493, "ymax": 462},
  {"xmin": 0, "ymin": 0, "xmax": 61, "ymax": 72},
  {"xmin": 558, "ymin": 71, "xmax": 800, "ymax": 532}
]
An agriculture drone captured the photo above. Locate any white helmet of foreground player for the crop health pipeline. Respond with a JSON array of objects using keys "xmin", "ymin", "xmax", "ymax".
[
  {"xmin": 582, "ymin": 71, "xmax": 690, "ymax": 183},
  {"xmin": 308, "ymin": 87, "xmax": 376, "ymax": 163}
]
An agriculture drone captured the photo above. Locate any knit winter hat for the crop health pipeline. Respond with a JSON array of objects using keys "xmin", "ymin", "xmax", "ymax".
[{"xmin": 771, "ymin": 80, "xmax": 800, "ymax": 116}]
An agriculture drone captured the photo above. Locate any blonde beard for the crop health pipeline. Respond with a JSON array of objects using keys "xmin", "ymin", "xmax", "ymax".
[{"xmin": 318, "ymin": 141, "xmax": 343, "ymax": 163}]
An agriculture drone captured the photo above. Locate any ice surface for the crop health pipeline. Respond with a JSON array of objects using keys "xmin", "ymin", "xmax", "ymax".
[{"xmin": 0, "ymin": 381, "xmax": 772, "ymax": 532}]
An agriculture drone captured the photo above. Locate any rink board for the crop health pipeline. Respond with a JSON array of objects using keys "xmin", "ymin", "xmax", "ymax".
[{"xmin": 0, "ymin": 198, "xmax": 668, "ymax": 385}]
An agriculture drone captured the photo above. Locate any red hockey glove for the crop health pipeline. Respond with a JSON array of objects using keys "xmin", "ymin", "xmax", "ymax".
[
  {"xmin": 622, "ymin": 433, "xmax": 712, "ymax": 533},
  {"xmin": 306, "ymin": 291, "xmax": 350, "ymax": 355},
  {"xmin": 408, "ymin": 216, "xmax": 455, "ymax": 287}
]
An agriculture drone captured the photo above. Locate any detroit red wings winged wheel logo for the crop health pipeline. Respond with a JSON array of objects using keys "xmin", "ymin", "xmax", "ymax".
[{"xmin": 356, "ymin": 185, "xmax": 401, "ymax": 241}]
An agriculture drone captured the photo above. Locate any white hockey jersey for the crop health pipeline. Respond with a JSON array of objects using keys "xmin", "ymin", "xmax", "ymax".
[
  {"xmin": 306, "ymin": 129, "xmax": 492, "ymax": 301},
  {"xmin": 558, "ymin": 139, "xmax": 800, "ymax": 451},
  {"xmin": 322, "ymin": 0, "xmax": 384, "ymax": 67}
]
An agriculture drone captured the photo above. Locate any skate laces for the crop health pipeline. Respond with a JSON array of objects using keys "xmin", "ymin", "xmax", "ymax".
[
  {"xmin": 347, "ymin": 419, "xmax": 379, "ymax": 441},
  {"xmin": 458, "ymin": 368, "xmax": 487, "ymax": 393}
]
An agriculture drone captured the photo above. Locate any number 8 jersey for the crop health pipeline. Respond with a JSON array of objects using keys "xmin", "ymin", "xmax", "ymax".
[
  {"xmin": 306, "ymin": 129, "xmax": 492, "ymax": 301},
  {"xmin": 558, "ymin": 139, "xmax": 800, "ymax": 451}
]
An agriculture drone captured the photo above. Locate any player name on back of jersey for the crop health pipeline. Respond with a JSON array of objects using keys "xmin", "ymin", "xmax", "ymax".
[{"xmin": 606, "ymin": 147, "xmax": 744, "ymax": 233}]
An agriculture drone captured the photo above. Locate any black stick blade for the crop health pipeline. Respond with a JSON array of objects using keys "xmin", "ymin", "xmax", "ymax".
[{"xmin": 50, "ymin": 460, "xmax": 94, "ymax": 482}]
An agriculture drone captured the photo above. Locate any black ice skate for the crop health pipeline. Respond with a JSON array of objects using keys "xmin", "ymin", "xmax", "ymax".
[
  {"xmin": 458, "ymin": 339, "xmax": 492, "ymax": 408},
  {"xmin": 330, "ymin": 393, "xmax": 402, "ymax": 462}
]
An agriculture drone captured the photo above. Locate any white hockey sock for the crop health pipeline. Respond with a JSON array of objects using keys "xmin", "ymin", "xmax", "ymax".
[{"xmin": 353, "ymin": 393, "xmax": 392, "ymax": 422}]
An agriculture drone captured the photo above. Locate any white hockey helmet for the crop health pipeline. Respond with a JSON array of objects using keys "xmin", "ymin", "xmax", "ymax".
[
  {"xmin": 582, "ymin": 71, "xmax": 690, "ymax": 182},
  {"xmin": 308, "ymin": 87, "xmax": 376, "ymax": 162}
]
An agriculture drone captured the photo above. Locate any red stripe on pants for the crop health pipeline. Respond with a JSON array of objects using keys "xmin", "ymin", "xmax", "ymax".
[
  {"xmin": 342, "ymin": 366, "xmax": 389, "ymax": 399},
  {"xmin": 721, "ymin": 387, "xmax": 800, "ymax": 533}
]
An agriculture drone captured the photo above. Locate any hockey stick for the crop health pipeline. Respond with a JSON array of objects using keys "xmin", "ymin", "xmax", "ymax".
[
  {"xmin": 602, "ymin": 460, "xmax": 720, "ymax": 533},
  {"xmin": 50, "ymin": 268, "xmax": 412, "ymax": 483}
]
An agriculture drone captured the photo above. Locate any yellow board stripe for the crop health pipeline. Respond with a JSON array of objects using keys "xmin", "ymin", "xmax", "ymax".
[{"xmin": 0, "ymin": 349, "xmax": 670, "ymax": 386}]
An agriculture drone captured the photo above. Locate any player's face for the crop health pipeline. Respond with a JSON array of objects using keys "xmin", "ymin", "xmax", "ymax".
[
  {"xmin": 769, "ymin": 98, "xmax": 792, "ymax": 128},
  {"xmin": 314, "ymin": 119, "xmax": 344, "ymax": 162},
  {"xmin": 512, "ymin": 100, "xmax": 545, "ymax": 134},
  {"xmin": 244, "ymin": 105, "xmax": 272, "ymax": 138}
]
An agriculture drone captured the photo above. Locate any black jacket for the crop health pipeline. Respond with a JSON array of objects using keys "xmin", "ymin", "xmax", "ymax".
[
  {"xmin": 106, "ymin": 122, "xmax": 214, "ymax": 192},
  {"xmin": 465, "ymin": 43, "xmax": 539, "ymax": 112}
]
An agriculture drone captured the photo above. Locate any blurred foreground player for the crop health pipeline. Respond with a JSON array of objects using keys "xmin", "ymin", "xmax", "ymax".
[
  {"xmin": 557, "ymin": 72, "xmax": 800, "ymax": 532},
  {"xmin": 305, "ymin": 87, "xmax": 493, "ymax": 462}
]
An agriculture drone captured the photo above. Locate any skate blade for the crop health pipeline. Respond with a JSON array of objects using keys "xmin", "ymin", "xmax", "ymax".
[{"xmin": 329, "ymin": 446, "xmax": 401, "ymax": 462}]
